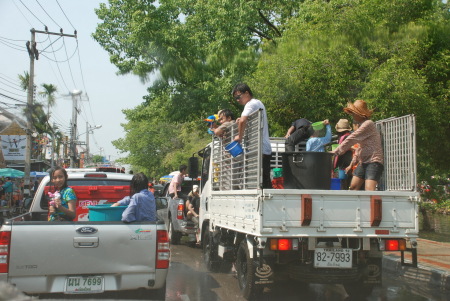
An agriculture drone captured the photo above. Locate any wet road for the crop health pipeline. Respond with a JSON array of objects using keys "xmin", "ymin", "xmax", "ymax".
[{"xmin": 166, "ymin": 243, "xmax": 446, "ymax": 301}]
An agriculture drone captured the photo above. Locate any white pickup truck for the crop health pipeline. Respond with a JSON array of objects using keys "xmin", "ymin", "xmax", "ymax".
[
  {"xmin": 0, "ymin": 171, "xmax": 169, "ymax": 300},
  {"xmin": 194, "ymin": 111, "xmax": 419, "ymax": 300}
]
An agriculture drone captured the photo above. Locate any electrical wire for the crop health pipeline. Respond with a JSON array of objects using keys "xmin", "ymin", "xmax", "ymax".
[
  {"xmin": 19, "ymin": 0, "xmax": 47, "ymax": 28},
  {"xmin": 0, "ymin": 36, "xmax": 28, "ymax": 42},
  {"xmin": 40, "ymin": 43, "xmax": 78, "ymax": 62},
  {"xmin": 0, "ymin": 39, "xmax": 27, "ymax": 52},
  {"xmin": 0, "ymin": 87, "xmax": 27, "ymax": 99},
  {"xmin": 12, "ymin": 0, "xmax": 34, "ymax": 28},
  {"xmin": 62, "ymin": 37, "xmax": 77, "ymax": 89},
  {"xmin": 0, "ymin": 78, "xmax": 27, "ymax": 92},
  {"xmin": 39, "ymin": 35, "xmax": 62, "ymax": 53},
  {"xmin": 46, "ymin": 35, "xmax": 69, "ymax": 91},
  {"xmin": 35, "ymin": 0, "xmax": 61, "ymax": 29},
  {"xmin": 0, "ymin": 93, "xmax": 27, "ymax": 104},
  {"xmin": 75, "ymin": 40, "xmax": 88, "ymax": 96},
  {"xmin": 0, "ymin": 74, "xmax": 23, "ymax": 88},
  {"xmin": 55, "ymin": 0, "xmax": 76, "ymax": 30}
]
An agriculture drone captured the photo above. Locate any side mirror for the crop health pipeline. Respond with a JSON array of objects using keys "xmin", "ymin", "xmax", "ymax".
[
  {"xmin": 156, "ymin": 197, "xmax": 169, "ymax": 210},
  {"xmin": 188, "ymin": 156, "xmax": 199, "ymax": 179}
]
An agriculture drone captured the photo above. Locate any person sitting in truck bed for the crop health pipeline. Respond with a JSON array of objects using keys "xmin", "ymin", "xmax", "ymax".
[
  {"xmin": 112, "ymin": 172, "xmax": 157, "ymax": 222},
  {"xmin": 48, "ymin": 166, "xmax": 77, "ymax": 221},
  {"xmin": 284, "ymin": 118, "xmax": 313, "ymax": 152},
  {"xmin": 306, "ymin": 119, "xmax": 332, "ymax": 152},
  {"xmin": 212, "ymin": 109, "xmax": 235, "ymax": 141},
  {"xmin": 186, "ymin": 185, "xmax": 200, "ymax": 224}
]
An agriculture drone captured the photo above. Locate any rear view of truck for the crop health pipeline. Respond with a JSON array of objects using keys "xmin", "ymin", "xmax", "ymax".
[
  {"xmin": 197, "ymin": 111, "xmax": 419, "ymax": 300},
  {"xmin": 0, "ymin": 172, "xmax": 169, "ymax": 300}
]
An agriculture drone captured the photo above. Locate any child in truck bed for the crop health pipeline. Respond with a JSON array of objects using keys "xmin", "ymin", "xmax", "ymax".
[
  {"xmin": 112, "ymin": 172, "xmax": 157, "ymax": 222},
  {"xmin": 48, "ymin": 166, "xmax": 77, "ymax": 221}
]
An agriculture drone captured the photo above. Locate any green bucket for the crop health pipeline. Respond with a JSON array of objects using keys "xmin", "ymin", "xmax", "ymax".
[
  {"xmin": 332, "ymin": 144, "xmax": 339, "ymax": 151},
  {"xmin": 311, "ymin": 122, "xmax": 324, "ymax": 131}
]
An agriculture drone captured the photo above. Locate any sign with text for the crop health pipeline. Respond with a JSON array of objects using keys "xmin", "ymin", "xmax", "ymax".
[{"xmin": 1, "ymin": 135, "xmax": 27, "ymax": 160}]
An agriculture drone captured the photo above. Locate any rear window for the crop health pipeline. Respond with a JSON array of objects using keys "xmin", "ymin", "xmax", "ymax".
[{"xmin": 45, "ymin": 179, "xmax": 131, "ymax": 186}]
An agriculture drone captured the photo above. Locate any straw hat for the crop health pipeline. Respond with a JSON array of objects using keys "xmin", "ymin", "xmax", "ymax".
[
  {"xmin": 335, "ymin": 119, "xmax": 352, "ymax": 132},
  {"xmin": 343, "ymin": 99, "xmax": 373, "ymax": 118}
]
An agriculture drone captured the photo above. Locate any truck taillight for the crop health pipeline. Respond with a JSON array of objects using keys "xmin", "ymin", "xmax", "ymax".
[
  {"xmin": 269, "ymin": 238, "xmax": 298, "ymax": 251},
  {"xmin": 156, "ymin": 230, "xmax": 170, "ymax": 269},
  {"xmin": 0, "ymin": 231, "xmax": 11, "ymax": 273},
  {"xmin": 177, "ymin": 203, "xmax": 184, "ymax": 220},
  {"xmin": 380, "ymin": 239, "xmax": 407, "ymax": 251}
]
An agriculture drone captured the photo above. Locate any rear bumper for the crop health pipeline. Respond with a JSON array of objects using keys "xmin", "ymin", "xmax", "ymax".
[
  {"xmin": 174, "ymin": 219, "xmax": 198, "ymax": 235},
  {"xmin": 7, "ymin": 270, "xmax": 168, "ymax": 294}
]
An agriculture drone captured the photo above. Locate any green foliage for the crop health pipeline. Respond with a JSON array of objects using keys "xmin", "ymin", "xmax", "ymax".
[
  {"xmin": 95, "ymin": 0, "xmax": 450, "ymax": 178},
  {"xmin": 92, "ymin": 155, "xmax": 104, "ymax": 163}
]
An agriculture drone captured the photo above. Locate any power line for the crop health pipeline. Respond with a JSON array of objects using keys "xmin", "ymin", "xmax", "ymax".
[
  {"xmin": 76, "ymin": 40, "xmax": 88, "ymax": 95},
  {"xmin": 0, "ymin": 93, "xmax": 27, "ymax": 104},
  {"xmin": 0, "ymin": 35, "xmax": 28, "ymax": 42},
  {"xmin": 0, "ymin": 78, "xmax": 27, "ymax": 92},
  {"xmin": 0, "ymin": 87, "xmax": 27, "ymax": 99},
  {"xmin": 47, "ymin": 35, "xmax": 69, "ymax": 91},
  {"xmin": 56, "ymin": 0, "xmax": 76, "ymax": 30},
  {"xmin": 63, "ymin": 37, "xmax": 77, "ymax": 88},
  {"xmin": 12, "ymin": 0, "xmax": 34, "ymax": 28},
  {"xmin": 0, "ymin": 39, "xmax": 27, "ymax": 52},
  {"xmin": 19, "ymin": 0, "xmax": 47, "ymax": 28},
  {"xmin": 40, "ymin": 41, "xmax": 78, "ymax": 62},
  {"xmin": 35, "ymin": 0, "xmax": 61, "ymax": 29},
  {"xmin": 39, "ymin": 35, "xmax": 62, "ymax": 53},
  {"xmin": 0, "ymin": 74, "xmax": 23, "ymax": 88}
]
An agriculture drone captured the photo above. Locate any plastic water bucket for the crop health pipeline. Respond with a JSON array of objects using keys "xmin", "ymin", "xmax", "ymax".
[
  {"xmin": 338, "ymin": 169, "xmax": 347, "ymax": 179},
  {"xmin": 272, "ymin": 168, "xmax": 283, "ymax": 178},
  {"xmin": 332, "ymin": 144, "xmax": 339, "ymax": 151},
  {"xmin": 331, "ymin": 178, "xmax": 341, "ymax": 190},
  {"xmin": 282, "ymin": 151, "xmax": 333, "ymax": 189},
  {"xmin": 225, "ymin": 141, "xmax": 243, "ymax": 157},
  {"xmin": 311, "ymin": 122, "xmax": 324, "ymax": 131},
  {"xmin": 88, "ymin": 204, "xmax": 127, "ymax": 221}
]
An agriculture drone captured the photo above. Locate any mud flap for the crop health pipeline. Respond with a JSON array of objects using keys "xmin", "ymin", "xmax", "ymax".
[
  {"xmin": 253, "ymin": 258, "xmax": 274, "ymax": 286},
  {"xmin": 361, "ymin": 257, "xmax": 382, "ymax": 286}
]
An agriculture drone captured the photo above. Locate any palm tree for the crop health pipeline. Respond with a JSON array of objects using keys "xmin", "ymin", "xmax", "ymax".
[
  {"xmin": 39, "ymin": 83, "xmax": 58, "ymax": 118},
  {"xmin": 18, "ymin": 71, "xmax": 30, "ymax": 91}
]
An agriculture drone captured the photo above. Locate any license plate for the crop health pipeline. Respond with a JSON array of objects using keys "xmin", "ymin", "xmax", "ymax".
[
  {"xmin": 65, "ymin": 276, "xmax": 104, "ymax": 294},
  {"xmin": 314, "ymin": 248, "xmax": 352, "ymax": 269}
]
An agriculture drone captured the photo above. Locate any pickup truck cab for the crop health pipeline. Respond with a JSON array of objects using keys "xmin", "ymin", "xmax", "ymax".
[
  {"xmin": 158, "ymin": 176, "xmax": 200, "ymax": 245},
  {"xmin": 0, "ymin": 171, "xmax": 169, "ymax": 300}
]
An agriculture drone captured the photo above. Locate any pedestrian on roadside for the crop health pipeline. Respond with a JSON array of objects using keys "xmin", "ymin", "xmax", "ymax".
[
  {"xmin": 232, "ymin": 83, "xmax": 272, "ymax": 189},
  {"xmin": 2, "ymin": 177, "xmax": 13, "ymax": 208}
]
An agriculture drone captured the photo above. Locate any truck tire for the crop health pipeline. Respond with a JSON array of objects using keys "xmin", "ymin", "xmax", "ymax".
[
  {"xmin": 236, "ymin": 240, "xmax": 263, "ymax": 300},
  {"xmin": 169, "ymin": 219, "xmax": 181, "ymax": 245},
  {"xmin": 202, "ymin": 225, "xmax": 221, "ymax": 272},
  {"xmin": 153, "ymin": 282, "xmax": 167, "ymax": 301}
]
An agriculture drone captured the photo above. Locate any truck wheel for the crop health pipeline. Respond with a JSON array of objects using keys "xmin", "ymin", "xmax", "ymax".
[
  {"xmin": 168, "ymin": 219, "xmax": 181, "ymax": 245},
  {"xmin": 344, "ymin": 282, "xmax": 374, "ymax": 300},
  {"xmin": 153, "ymin": 282, "xmax": 166, "ymax": 301},
  {"xmin": 202, "ymin": 225, "xmax": 221, "ymax": 272},
  {"xmin": 236, "ymin": 240, "xmax": 263, "ymax": 300}
]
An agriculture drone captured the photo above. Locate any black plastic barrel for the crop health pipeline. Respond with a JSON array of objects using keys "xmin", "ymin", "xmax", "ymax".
[{"xmin": 282, "ymin": 151, "xmax": 333, "ymax": 189}]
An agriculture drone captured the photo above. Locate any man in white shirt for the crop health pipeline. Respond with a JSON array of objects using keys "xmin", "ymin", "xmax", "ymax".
[{"xmin": 232, "ymin": 83, "xmax": 272, "ymax": 188}]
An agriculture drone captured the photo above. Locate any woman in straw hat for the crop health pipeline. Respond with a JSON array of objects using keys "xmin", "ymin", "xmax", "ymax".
[{"xmin": 331, "ymin": 100, "xmax": 384, "ymax": 191}]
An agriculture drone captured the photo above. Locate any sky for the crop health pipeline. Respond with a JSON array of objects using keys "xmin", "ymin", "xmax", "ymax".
[{"xmin": 0, "ymin": 0, "xmax": 150, "ymax": 164}]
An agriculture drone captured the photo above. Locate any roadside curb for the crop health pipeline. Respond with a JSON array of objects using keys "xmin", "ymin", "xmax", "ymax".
[{"xmin": 383, "ymin": 254, "xmax": 450, "ymax": 295}]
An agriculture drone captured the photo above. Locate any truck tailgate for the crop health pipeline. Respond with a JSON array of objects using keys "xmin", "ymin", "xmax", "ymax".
[{"xmin": 8, "ymin": 221, "xmax": 158, "ymax": 277}]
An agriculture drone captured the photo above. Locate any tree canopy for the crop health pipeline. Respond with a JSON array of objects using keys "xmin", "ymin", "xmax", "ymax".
[{"xmin": 94, "ymin": 0, "xmax": 449, "ymax": 180}]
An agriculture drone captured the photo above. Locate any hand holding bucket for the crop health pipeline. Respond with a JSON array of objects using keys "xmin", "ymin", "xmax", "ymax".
[{"xmin": 225, "ymin": 141, "xmax": 243, "ymax": 157}]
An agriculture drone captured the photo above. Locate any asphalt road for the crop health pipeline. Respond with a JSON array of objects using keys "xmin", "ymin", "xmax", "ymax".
[{"xmin": 1, "ymin": 242, "xmax": 445, "ymax": 301}]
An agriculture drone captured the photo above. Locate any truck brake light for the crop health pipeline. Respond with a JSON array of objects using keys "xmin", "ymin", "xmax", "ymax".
[
  {"xmin": 382, "ymin": 239, "xmax": 407, "ymax": 251},
  {"xmin": 0, "ymin": 231, "xmax": 11, "ymax": 273},
  {"xmin": 177, "ymin": 203, "xmax": 184, "ymax": 220},
  {"xmin": 156, "ymin": 230, "xmax": 170, "ymax": 269},
  {"xmin": 269, "ymin": 238, "xmax": 298, "ymax": 251}
]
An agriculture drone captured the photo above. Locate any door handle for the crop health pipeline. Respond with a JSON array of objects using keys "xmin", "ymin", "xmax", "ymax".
[{"xmin": 73, "ymin": 237, "xmax": 99, "ymax": 248}]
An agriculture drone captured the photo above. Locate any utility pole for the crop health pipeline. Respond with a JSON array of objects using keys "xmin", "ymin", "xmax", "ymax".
[
  {"xmin": 24, "ymin": 28, "xmax": 77, "ymax": 194},
  {"xmin": 86, "ymin": 122, "xmax": 90, "ymax": 165},
  {"xmin": 69, "ymin": 90, "xmax": 81, "ymax": 168}
]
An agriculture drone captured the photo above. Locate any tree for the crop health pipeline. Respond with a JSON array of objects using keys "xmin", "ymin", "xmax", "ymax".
[{"xmin": 18, "ymin": 71, "xmax": 30, "ymax": 91}]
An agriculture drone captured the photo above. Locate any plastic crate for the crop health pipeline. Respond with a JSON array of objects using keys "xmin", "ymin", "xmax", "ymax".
[{"xmin": 87, "ymin": 204, "xmax": 127, "ymax": 221}]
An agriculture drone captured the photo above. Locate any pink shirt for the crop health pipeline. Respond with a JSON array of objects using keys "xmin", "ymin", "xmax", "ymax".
[
  {"xmin": 335, "ymin": 120, "xmax": 384, "ymax": 165},
  {"xmin": 168, "ymin": 173, "xmax": 184, "ymax": 194}
]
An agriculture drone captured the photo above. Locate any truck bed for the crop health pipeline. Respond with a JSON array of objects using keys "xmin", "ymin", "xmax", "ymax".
[{"xmin": 207, "ymin": 189, "xmax": 419, "ymax": 238}]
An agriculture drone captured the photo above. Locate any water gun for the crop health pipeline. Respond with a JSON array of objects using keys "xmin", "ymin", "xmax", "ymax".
[
  {"xmin": 204, "ymin": 114, "xmax": 219, "ymax": 134},
  {"xmin": 48, "ymin": 191, "xmax": 61, "ymax": 207}
]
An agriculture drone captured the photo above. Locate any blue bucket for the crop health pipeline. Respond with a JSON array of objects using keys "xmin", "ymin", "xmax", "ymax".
[
  {"xmin": 225, "ymin": 141, "xmax": 243, "ymax": 157},
  {"xmin": 338, "ymin": 169, "xmax": 347, "ymax": 180},
  {"xmin": 330, "ymin": 178, "xmax": 341, "ymax": 190},
  {"xmin": 88, "ymin": 205, "xmax": 127, "ymax": 221}
]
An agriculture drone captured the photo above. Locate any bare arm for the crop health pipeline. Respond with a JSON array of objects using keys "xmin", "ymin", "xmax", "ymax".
[
  {"xmin": 285, "ymin": 126, "xmax": 295, "ymax": 138},
  {"xmin": 234, "ymin": 115, "xmax": 248, "ymax": 142}
]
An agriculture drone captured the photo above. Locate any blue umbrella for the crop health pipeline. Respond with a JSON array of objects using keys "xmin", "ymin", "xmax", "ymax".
[{"xmin": 0, "ymin": 168, "xmax": 24, "ymax": 178}]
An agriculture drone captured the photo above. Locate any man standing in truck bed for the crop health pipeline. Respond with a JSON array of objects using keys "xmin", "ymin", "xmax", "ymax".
[{"xmin": 232, "ymin": 83, "xmax": 272, "ymax": 188}]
